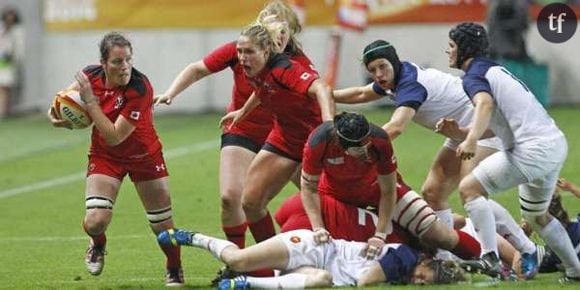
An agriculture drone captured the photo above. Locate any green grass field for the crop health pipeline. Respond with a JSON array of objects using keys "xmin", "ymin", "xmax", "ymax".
[{"xmin": 0, "ymin": 108, "xmax": 578, "ymax": 289}]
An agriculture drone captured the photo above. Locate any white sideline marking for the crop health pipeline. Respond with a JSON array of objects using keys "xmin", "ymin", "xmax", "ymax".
[{"xmin": 0, "ymin": 140, "xmax": 218, "ymax": 200}]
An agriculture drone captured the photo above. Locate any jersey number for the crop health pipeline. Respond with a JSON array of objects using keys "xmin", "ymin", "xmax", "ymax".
[
  {"xmin": 357, "ymin": 208, "xmax": 378, "ymax": 227},
  {"xmin": 500, "ymin": 68, "xmax": 530, "ymax": 93}
]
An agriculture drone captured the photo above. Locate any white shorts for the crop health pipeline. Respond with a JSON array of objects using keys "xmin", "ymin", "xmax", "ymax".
[
  {"xmin": 278, "ymin": 229, "xmax": 384, "ymax": 286},
  {"xmin": 278, "ymin": 230, "xmax": 330, "ymax": 270},
  {"xmin": 472, "ymin": 135, "xmax": 568, "ymax": 215}
]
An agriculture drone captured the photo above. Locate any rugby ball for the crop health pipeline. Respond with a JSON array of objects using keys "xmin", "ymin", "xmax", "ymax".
[{"xmin": 52, "ymin": 90, "xmax": 93, "ymax": 129}]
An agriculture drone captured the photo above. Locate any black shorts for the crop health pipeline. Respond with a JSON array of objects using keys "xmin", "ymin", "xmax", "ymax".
[
  {"xmin": 262, "ymin": 142, "xmax": 302, "ymax": 163},
  {"xmin": 221, "ymin": 133, "xmax": 262, "ymax": 154}
]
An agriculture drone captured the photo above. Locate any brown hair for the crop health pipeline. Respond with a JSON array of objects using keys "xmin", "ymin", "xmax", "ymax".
[
  {"xmin": 99, "ymin": 32, "xmax": 132, "ymax": 62},
  {"xmin": 427, "ymin": 259, "xmax": 466, "ymax": 284},
  {"xmin": 1, "ymin": 7, "xmax": 20, "ymax": 25}
]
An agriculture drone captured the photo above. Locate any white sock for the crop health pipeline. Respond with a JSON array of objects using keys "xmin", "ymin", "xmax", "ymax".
[
  {"xmin": 434, "ymin": 209, "xmax": 455, "ymax": 260},
  {"xmin": 464, "ymin": 196, "xmax": 498, "ymax": 256},
  {"xmin": 538, "ymin": 218, "xmax": 580, "ymax": 278},
  {"xmin": 435, "ymin": 209, "xmax": 454, "ymax": 228},
  {"xmin": 191, "ymin": 233, "xmax": 237, "ymax": 260},
  {"xmin": 489, "ymin": 199, "xmax": 535, "ymax": 254},
  {"xmin": 246, "ymin": 273, "xmax": 307, "ymax": 289}
]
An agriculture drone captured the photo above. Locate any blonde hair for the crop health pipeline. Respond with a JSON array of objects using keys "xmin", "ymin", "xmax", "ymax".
[
  {"xmin": 240, "ymin": 23, "xmax": 277, "ymax": 59},
  {"xmin": 256, "ymin": 0, "xmax": 303, "ymax": 54}
]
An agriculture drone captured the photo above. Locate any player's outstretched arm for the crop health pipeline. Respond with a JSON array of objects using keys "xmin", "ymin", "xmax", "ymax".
[
  {"xmin": 558, "ymin": 178, "xmax": 580, "ymax": 198},
  {"xmin": 382, "ymin": 106, "xmax": 415, "ymax": 141},
  {"xmin": 218, "ymin": 92, "xmax": 261, "ymax": 130},
  {"xmin": 155, "ymin": 60, "xmax": 212, "ymax": 106},
  {"xmin": 333, "ymin": 83, "xmax": 383, "ymax": 104}
]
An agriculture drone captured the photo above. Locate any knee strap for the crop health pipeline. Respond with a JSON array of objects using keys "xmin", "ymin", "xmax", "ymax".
[
  {"xmin": 147, "ymin": 206, "xmax": 172, "ymax": 224},
  {"xmin": 86, "ymin": 195, "xmax": 114, "ymax": 210}
]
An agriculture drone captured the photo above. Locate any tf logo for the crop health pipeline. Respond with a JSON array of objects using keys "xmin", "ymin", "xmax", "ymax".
[
  {"xmin": 537, "ymin": 3, "xmax": 577, "ymax": 43},
  {"xmin": 289, "ymin": 236, "xmax": 301, "ymax": 244}
]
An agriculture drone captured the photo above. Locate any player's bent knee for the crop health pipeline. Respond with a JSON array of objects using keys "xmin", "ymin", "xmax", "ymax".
[
  {"xmin": 422, "ymin": 222, "xmax": 457, "ymax": 249},
  {"xmin": 306, "ymin": 270, "xmax": 332, "ymax": 288},
  {"xmin": 221, "ymin": 193, "xmax": 242, "ymax": 211},
  {"xmin": 458, "ymin": 181, "xmax": 481, "ymax": 202},
  {"xmin": 84, "ymin": 195, "xmax": 113, "ymax": 230},
  {"xmin": 83, "ymin": 216, "xmax": 109, "ymax": 234},
  {"xmin": 224, "ymin": 255, "xmax": 249, "ymax": 272},
  {"xmin": 421, "ymin": 187, "xmax": 447, "ymax": 209},
  {"xmin": 242, "ymin": 199, "xmax": 263, "ymax": 216}
]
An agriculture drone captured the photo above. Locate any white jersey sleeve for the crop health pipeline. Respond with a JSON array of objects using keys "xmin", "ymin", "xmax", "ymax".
[
  {"xmin": 376, "ymin": 62, "xmax": 477, "ymax": 130},
  {"xmin": 463, "ymin": 57, "xmax": 563, "ymax": 149}
]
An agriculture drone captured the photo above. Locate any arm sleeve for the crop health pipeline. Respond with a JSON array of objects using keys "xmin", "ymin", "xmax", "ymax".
[
  {"xmin": 463, "ymin": 74, "xmax": 493, "ymax": 100},
  {"xmin": 275, "ymin": 61, "xmax": 318, "ymax": 96},
  {"xmin": 302, "ymin": 123, "xmax": 331, "ymax": 175},
  {"xmin": 394, "ymin": 81, "xmax": 427, "ymax": 110},
  {"xmin": 202, "ymin": 41, "xmax": 238, "ymax": 73}
]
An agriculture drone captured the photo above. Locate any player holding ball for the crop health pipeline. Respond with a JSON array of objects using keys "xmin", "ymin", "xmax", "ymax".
[{"xmin": 47, "ymin": 32, "xmax": 185, "ymax": 287}]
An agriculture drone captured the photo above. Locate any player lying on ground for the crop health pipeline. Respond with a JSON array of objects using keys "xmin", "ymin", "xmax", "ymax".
[
  {"xmin": 157, "ymin": 229, "xmax": 466, "ymax": 288},
  {"xmin": 276, "ymin": 193, "xmax": 539, "ymax": 280}
]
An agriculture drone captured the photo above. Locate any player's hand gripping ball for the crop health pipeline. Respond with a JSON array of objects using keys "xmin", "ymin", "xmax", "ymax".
[{"xmin": 52, "ymin": 90, "xmax": 93, "ymax": 129}]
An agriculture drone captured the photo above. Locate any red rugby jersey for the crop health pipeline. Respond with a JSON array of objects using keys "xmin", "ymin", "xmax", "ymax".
[
  {"xmin": 247, "ymin": 54, "xmax": 322, "ymax": 151},
  {"xmin": 204, "ymin": 42, "xmax": 318, "ymax": 145},
  {"xmin": 302, "ymin": 122, "xmax": 398, "ymax": 207},
  {"xmin": 83, "ymin": 65, "xmax": 161, "ymax": 161}
]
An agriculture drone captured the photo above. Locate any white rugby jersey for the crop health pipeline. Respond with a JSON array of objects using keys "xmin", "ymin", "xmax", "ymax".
[
  {"xmin": 462, "ymin": 57, "xmax": 563, "ymax": 149},
  {"xmin": 373, "ymin": 61, "xmax": 475, "ymax": 129},
  {"xmin": 326, "ymin": 239, "xmax": 403, "ymax": 286},
  {"xmin": 280, "ymin": 230, "xmax": 414, "ymax": 286}
]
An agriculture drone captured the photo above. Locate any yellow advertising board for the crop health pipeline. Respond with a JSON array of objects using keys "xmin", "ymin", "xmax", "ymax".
[
  {"xmin": 44, "ymin": 0, "xmax": 337, "ymax": 31},
  {"xmin": 44, "ymin": 0, "xmax": 580, "ymax": 31}
]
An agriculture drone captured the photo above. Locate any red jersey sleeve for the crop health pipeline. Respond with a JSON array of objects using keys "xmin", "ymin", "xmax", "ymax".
[
  {"xmin": 271, "ymin": 56, "xmax": 318, "ymax": 96},
  {"xmin": 291, "ymin": 53, "xmax": 318, "ymax": 75},
  {"xmin": 82, "ymin": 65, "xmax": 103, "ymax": 79},
  {"xmin": 203, "ymin": 41, "xmax": 238, "ymax": 73},
  {"xmin": 119, "ymin": 71, "xmax": 153, "ymax": 126},
  {"xmin": 302, "ymin": 122, "xmax": 332, "ymax": 176}
]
